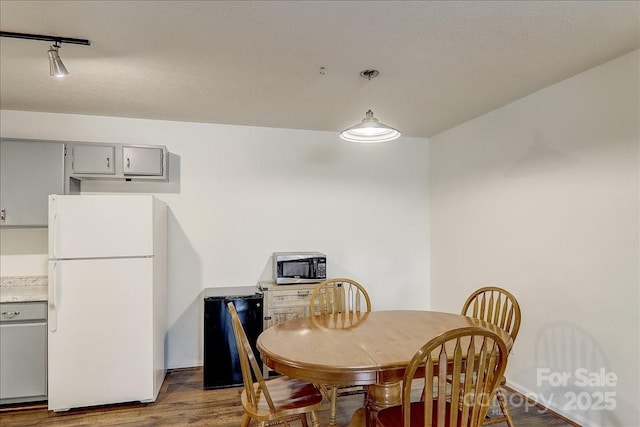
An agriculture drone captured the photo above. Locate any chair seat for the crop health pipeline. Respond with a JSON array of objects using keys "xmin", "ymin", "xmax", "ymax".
[
  {"xmin": 377, "ymin": 401, "xmax": 469, "ymax": 427},
  {"xmin": 242, "ymin": 375, "xmax": 324, "ymax": 417}
]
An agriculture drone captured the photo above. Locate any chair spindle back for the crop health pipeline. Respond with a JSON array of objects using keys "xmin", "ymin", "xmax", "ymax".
[
  {"xmin": 402, "ymin": 327, "xmax": 508, "ymax": 427},
  {"xmin": 310, "ymin": 278, "xmax": 371, "ymax": 315},
  {"xmin": 461, "ymin": 287, "xmax": 521, "ymax": 342}
]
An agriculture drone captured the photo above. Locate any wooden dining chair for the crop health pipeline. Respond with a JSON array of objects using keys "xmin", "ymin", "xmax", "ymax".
[
  {"xmin": 310, "ymin": 277, "xmax": 372, "ymax": 316},
  {"xmin": 309, "ymin": 278, "xmax": 372, "ymax": 426},
  {"xmin": 461, "ymin": 286, "xmax": 521, "ymax": 427},
  {"xmin": 376, "ymin": 326, "xmax": 509, "ymax": 427},
  {"xmin": 227, "ymin": 302, "xmax": 323, "ymax": 427}
]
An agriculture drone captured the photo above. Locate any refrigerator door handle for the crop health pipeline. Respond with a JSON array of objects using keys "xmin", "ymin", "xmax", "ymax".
[
  {"xmin": 48, "ymin": 262, "xmax": 57, "ymax": 332},
  {"xmin": 49, "ymin": 196, "xmax": 57, "ymax": 259}
]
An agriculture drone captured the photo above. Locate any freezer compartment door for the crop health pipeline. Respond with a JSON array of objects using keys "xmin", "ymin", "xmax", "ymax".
[
  {"xmin": 47, "ymin": 258, "xmax": 155, "ymax": 411},
  {"xmin": 49, "ymin": 195, "xmax": 154, "ymax": 259}
]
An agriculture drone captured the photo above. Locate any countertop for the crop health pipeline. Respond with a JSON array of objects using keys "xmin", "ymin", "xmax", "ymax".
[
  {"xmin": 203, "ymin": 286, "xmax": 261, "ymax": 299},
  {"xmin": 0, "ymin": 276, "xmax": 48, "ymax": 303}
]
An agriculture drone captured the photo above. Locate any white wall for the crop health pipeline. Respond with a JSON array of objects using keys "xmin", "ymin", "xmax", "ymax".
[
  {"xmin": 429, "ymin": 50, "xmax": 639, "ymax": 427},
  {"xmin": 0, "ymin": 228, "xmax": 48, "ymax": 276},
  {"xmin": 0, "ymin": 111, "xmax": 430, "ymax": 369}
]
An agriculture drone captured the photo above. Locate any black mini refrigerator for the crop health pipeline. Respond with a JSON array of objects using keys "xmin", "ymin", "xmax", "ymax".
[{"xmin": 203, "ymin": 286, "xmax": 263, "ymax": 389}]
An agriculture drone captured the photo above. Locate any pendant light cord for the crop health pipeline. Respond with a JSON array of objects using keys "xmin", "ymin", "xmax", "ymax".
[{"xmin": 360, "ymin": 69, "xmax": 379, "ymax": 113}]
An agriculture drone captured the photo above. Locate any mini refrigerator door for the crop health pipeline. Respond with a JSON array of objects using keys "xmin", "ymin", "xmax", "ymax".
[{"xmin": 203, "ymin": 287, "xmax": 263, "ymax": 389}]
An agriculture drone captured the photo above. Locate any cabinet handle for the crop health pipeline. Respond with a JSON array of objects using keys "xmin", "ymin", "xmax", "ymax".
[
  {"xmin": 106, "ymin": 157, "xmax": 110, "ymax": 168},
  {"xmin": 126, "ymin": 157, "xmax": 130, "ymax": 168},
  {"xmin": 297, "ymin": 290, "xmax": 310, "ymax": 297},
  {"xmin": 1, "ymin": 311, "xmax": 20, "ymax": 318},
  {"xmin": 0, "ymin": 208, "xmax": 4, "ymax": 222}
]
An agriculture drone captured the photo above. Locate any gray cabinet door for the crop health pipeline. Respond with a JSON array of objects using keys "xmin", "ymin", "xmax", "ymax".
[
  {"xmin": 0, "ymin": 322, "xmax": 47, "ymax": 402},
  {"xmin": 0, "ymin": 301, "xmax": 47, "ymax": 403},
  {"xmin": 0, "ymin": 140, "xmax": 65, "ymax": 226},
  {"xmin": 72, "ymin": 144, "xmax": 116, "ymax": 174},
  {"xmin": 123, "ymin": 146, "xmax": 164, "ymax": 176}
]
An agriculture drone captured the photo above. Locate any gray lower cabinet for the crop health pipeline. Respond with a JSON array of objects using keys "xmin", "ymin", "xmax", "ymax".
[
  {"xmin": 0, "ymin": 302, "xmax": 48, "ymax": 404},
  {"xmin": 0, "ymin": 139, "xmax": 65, "ymax": 227}
]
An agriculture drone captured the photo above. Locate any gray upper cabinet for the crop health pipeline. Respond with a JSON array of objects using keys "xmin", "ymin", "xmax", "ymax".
[
  {"xmin": 68, "ymin": 143, "xmax": 167, "ymax": 181},
  {"xmin": 0, "ymin": 139, "xmax": 65, "ymax": 227},
  {"xmin": 72, "ymin": 144, "xmax": 116, "ymax": 175},
  {"xmin": 123, "ymin": 146, "xmax": 164, "ymax": 176}
]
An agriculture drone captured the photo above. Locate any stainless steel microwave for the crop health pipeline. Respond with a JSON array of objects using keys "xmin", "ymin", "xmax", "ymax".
[{"xmin": 273, "ymin": 252, "xmax": 327, "ymax": 285}]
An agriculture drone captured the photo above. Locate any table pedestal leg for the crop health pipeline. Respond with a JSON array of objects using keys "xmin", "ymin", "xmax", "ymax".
[{"xmin": 364, "ymin": 382, "xmax": 401, "ymax": 427}]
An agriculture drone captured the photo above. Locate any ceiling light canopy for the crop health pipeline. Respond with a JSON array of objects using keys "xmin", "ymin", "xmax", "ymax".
[
  {"xmin": 0, "ymin": 31, "xmax": 90, "ymax": 77},
  {"xmin": 339, "ymin": 69, "xmax": 401, "ymax": 143}
]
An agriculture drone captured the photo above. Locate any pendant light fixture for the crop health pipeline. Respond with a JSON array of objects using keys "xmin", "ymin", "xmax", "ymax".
[
  {"xmin": 339, "ymin": 69, "xmax": 401, "ymax": 143},
  {"xmin": 0, "ymin": 31, "xmax": 90, "ymax": 77}
]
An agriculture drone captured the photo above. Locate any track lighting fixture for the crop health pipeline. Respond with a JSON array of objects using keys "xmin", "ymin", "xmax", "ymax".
[
  {"xmin": 0, "ymin": 31, "xmax": 90, "ymax": 77},
  {"xmin": 340, "ymin": 69, "xmax": 401, "ymax": 143}
]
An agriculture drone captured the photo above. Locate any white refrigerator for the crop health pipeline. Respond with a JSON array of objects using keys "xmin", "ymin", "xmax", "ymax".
[{"xmin": 47, "ymin": 195, "xmax": 167, "ymax": 411}]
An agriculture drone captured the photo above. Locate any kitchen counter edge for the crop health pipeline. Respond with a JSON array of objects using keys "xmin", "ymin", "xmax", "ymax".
[{"xmin": 0, "ymin": 276, "xmax": 48, "ymax": 303}]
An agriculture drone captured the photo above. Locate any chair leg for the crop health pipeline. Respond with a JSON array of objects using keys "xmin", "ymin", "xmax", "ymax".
[
  {"xmin": 329, "ymin": 385, "xmax": 338, "ymax": 426},
  {"xmin": 241, "ymin": 413, "xmax": 251, "ymax": 427},
  {"xmin": 300, "ymin": 414, "xmax": 309, "ymax": 427},
  {"xmin": 495, "ymin": 389, "xmax": 515, "ymax": 427},
  {"xmin": 309, "ymin": 411, "xmax": 321, "ymax": 427},
  {"xmin": 319, "ymin": 384, "xmax": 331, "ymax": 399}
]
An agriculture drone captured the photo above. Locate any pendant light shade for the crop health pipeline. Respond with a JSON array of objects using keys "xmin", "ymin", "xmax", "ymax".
[
  {"xmin": 339, "ymin": 69, "xmax": 401, "ymax": 143},
  {"xmin": 48, "ymin": 43, "xmax": 68, "ymax": 77},
  {"xmin": 339, "ymin": 109, "xmax": 401, "ymax": 143}
]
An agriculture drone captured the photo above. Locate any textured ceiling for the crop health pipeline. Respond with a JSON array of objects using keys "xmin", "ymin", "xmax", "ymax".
[{"xmin": 1, "ymin": 1, "xmax": 638, "ymax": 138}]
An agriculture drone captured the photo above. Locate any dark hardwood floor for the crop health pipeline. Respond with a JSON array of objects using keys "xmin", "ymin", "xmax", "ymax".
[{"xmin": 0, "ymin": 367, "xmax": 576, "ymax": 426}]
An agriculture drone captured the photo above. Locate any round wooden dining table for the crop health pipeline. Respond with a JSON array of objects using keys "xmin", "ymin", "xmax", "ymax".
[{"xmin": 257, "ymin": 310, "xmax": 513, "ymax": 427}]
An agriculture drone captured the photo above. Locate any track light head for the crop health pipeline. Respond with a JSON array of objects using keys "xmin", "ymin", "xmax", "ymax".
[{"xmin": 48, "ymin": 42, "xmax": 68, "ymax": 77}]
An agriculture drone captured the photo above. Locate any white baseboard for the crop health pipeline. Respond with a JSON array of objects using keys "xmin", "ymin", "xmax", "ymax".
[{"xmin": 506, "ymin": 379, "xmax": 597, "ymax": 427}]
